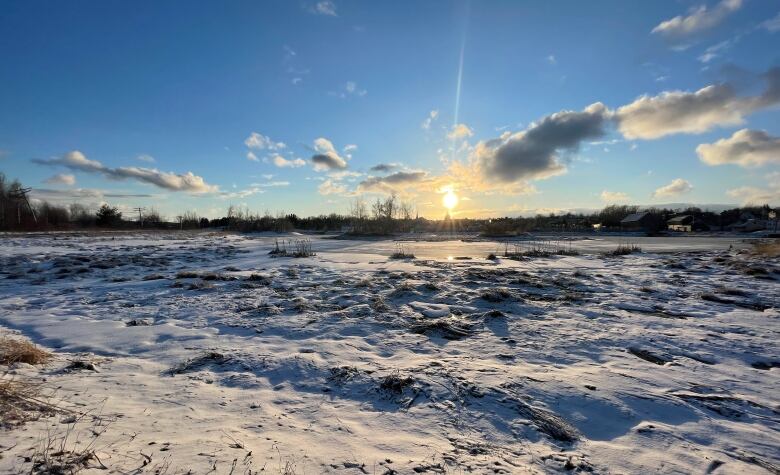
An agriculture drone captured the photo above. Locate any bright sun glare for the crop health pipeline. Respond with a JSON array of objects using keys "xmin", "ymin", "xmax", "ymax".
[{"xmin": 443, "ymin": 189, "xmax": 458, "ymax": 210}]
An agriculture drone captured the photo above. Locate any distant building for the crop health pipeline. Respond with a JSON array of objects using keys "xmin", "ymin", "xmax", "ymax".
[
  {"xmin": 667, "ymin": 215, "xmax": 693, "ymax": 232},
  {"xmin": 731, "ymin": 218, "xmax": 767, "ymax": 232},
  {"xmin": 620, "ymin": 212, "xmax": 657, "ymax": 233}
]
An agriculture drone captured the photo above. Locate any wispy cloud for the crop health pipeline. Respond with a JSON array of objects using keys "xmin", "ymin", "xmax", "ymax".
[
  {"xmin": 32, "ymin": 151, "xmax": 218, "ymax": 193},
  {"xmin": 318, "ymin": 179, "xmax": 347, "ymax": 195},
  {"xmin": 31, "ymin": 187, "xmax": 155, "ymax": 204},
  {"xmin": 329, "ymin": 81, "xmax": 367, "ymax": 99},
  {"xmin": 44, "ymin": 173, "xmax": 76, "ymax": 186},
  {"xmin": 308, "ymin": 0, "xmax": 337, "ymax": 16},
  {"xmin": 245, "ymin": 132, "xmax": 286, "ymax": 151},
  {"xmin": 369, "ymin": 163, "xmax": 401, "ymax": 173},
  {"xmin": 651, "ymin": 0, "xmax": 742, "ymax": 40},
  {"xmin": 727, "ymin": 186, "xmax": 780, "ymax": 205},
  {"xmin": 447, "ymin": 123, "xmax": 473, "ymax": 140},
  {"xmin": 697, "ymin": 38, "xmax": 736, "ymax": 63},
  {"xmin": 761, "ymin": 12, "xmax": 780, "ymax": 32},
  {"xmin": 357, "ymin": 171, "xmax": 428, "ymax": 194},
  {"xmin": 219, "ymin": 181, "xmax": 290, "ymax": 200},
  {"xmin": 600, "ymin": 190, "xmax": 630, "ymax": 203},
  {"xmin": 421, "ymin": 110, "xmax": 439, "ymax": 130}
]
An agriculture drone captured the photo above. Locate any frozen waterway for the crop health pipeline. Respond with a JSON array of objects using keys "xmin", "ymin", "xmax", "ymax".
[{"xmin": 0, "ymin": 231, "xmax": 778, "ymax": 474}]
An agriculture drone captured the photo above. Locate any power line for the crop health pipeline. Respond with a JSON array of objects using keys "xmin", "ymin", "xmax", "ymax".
[
  {"xmin": 133, "ymin": 207, "xmax": 146, "ymax": 227},
  {"xmin": 8, "ymin": 187, "xmax": 37, "ymax": 225}
]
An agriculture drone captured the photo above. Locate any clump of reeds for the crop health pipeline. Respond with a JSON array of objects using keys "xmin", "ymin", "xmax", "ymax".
[
  {"xmin": 269, "ymin": 239, "xmax": 316, "ymax": 258},
  {"xmin": 389, "ymin": 243, "xmax": 415, "ymax": 259},
  {"xmin": 607, "ymin": 243, "xmax": 642, "ymax": 256}
]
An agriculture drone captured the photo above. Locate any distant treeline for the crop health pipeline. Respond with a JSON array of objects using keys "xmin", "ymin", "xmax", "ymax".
[
  {"xmin": 0, "ymin": 172, "xmax": 773, "ymax": 234},
  {"xmin": 479, "ymin": 204, "xmax": 774, "ymax": 236}
]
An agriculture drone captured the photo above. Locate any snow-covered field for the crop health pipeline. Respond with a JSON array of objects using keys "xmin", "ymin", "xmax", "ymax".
[{"xmin": 1, "ymin": 232, "xmax": 778, "ymax": 474}]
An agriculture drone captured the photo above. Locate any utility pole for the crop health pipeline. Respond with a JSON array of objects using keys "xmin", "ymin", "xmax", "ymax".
[
  {"xmin": 9, "ymin": 187, "xmax": 37, "ymax": 225},
  {"xmin": 133, "ymin": 207, "xmax": 146, "ymax": 228}
]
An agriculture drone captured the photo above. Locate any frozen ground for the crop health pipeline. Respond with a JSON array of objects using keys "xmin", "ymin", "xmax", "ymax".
[{"xmin": 0, "ymin": 232, "xmax": 778, "ymax": 474}]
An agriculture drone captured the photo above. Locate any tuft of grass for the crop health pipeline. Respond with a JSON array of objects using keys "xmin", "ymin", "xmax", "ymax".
[
  {"xmin": 247, "ymin": 273, "xmax": 272, "ymax": 285},
  {"xmin": 480, "ymin": 287, "xmax": 512, "ymax": 302},
  {"xmin": 186, "ymin": 279, "xmax": 215, "ymax": 291},
  {"xmin": 379, "ymin": 371, "xmax": 414, "ymax": 394},
  {"xmin": 389, "ymin": 243, "xmax": 415, "ymax": 260},
  {"xmin": 0, "ymin": 337, "xmax": 51, "ymax": 365},
  {"xmin": 167, "ymin": 351, "xmax": 230, "ymax": 375},
  {"xmin": 26, "ymin": 412, "xmax": 109, "ymax": 474},
  {"xmin": 0, "ymin": 379, "xmax": 59, "ymax": 429},
  {"xmin": 607, "ymin": 244, "xmax": 642, "ymax": 256}
]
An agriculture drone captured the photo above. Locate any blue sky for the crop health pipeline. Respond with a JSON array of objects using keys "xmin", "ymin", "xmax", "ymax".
[{"xmin": 1, "ymin": 0, "xmax": 779, "ymax": 219}]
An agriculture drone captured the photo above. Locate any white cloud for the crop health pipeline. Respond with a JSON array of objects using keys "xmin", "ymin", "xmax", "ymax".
[
  {"xmin": 247, "ymin": 151, "xmax": 260, "ymax": 162},
  {"xmin": 616, "ymin": 85, "xmax": 743, "ymax": 139},
  {"xmin": 318, "ymin": 179, "xmax": 347, "ymax": 195},
  {"xmin": 697, "ymin": 129, "xmax": 780, "ymax": 168},
  {"xmin": 44, "ymin": 173, "xmax": 76, "ymax": 186},
  {"xmin": 761, "ymin": 12, "xmax": 780, "ymax": 32},
  {"xmin": 651, "ymin": 0, "xmax": 742, "ymax": 39},
  {"xmin": 653, "ymin": 178, "xmax": 693, "ymax": 197},
  {"xmin": 137, "ymin": 154, "xmax": 155, "ymax": 163},
  {"xmin": 333, "ymin": 81, "xmax": 367, "ymax": 98},
  {"xmin": 30, "ymin": 188, "xmax": 154, "ymax": 205},
  {"xmin": 244, "ymin": 132, "xmax": 286, "ymax": 151},
  {"xmin": 447, "ymin": 123, "xmax": 474, "ymax": 140},
  {"xmin": 547, "ymin": 54, "xmax": 557, "ymax": 65},
  {"xmin": 421, "ymin": 110, "xmax": 439, "ymax": 130},
  {"xmin": 697, "ymin": 39, "xmax": 733, "ymax": 63},
  {"xmin": 310, "ymin": 0, "xmax": 337, "ymax": 16},
  {"xmin": 219, "ymin": 181, "xmax": 290, "ymax": 200},
  {"xmin": 272, "ymin": 155, "xmax": 306, "ymax": 168},
  {"xmin": 343, "ymin": 144, "xmax": 358, "ymax": 153},
  {"xmin": 600, "ymin": 190, "xmax": 630, "ymax": 203},
  {"xmin": 616, "ymin": 68, "xmax": 780, "ymax": 140},
  {"xmin": 311, "ymin": 137, "xmax": 349, "ymax": 171},
  {"xmin": 32, "ymin": 151, "xmax": 218, "ymax": 193},
  {"xmin": 727, "ymin": 186, "xmax": 780, "ymax": 205}
]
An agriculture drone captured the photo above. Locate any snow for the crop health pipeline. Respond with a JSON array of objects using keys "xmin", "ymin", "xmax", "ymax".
[{"xmin": 0, "ymin": 231, "xmax": 778, "ymax": 473}]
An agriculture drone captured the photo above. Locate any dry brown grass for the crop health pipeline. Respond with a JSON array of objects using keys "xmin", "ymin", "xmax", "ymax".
[
  {"xmin": 753, "ymin": 240, "xmax": 780, "ymax": 258},
  {"xmin": 0, "ymin": 378, "xmax": 59, "ymax": 429},
  {"xmin": 0, "ymin": 336, "xmax": 51, "ymax": 365},
  {"xmin": 1, "ymin": 336, "xmax": 55, "ymax": 429}
]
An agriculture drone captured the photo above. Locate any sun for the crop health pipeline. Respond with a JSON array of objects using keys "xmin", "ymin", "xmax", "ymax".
[{"xmin": 443, "ymin": 189, "xmax": 458, "ymax": 210}]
